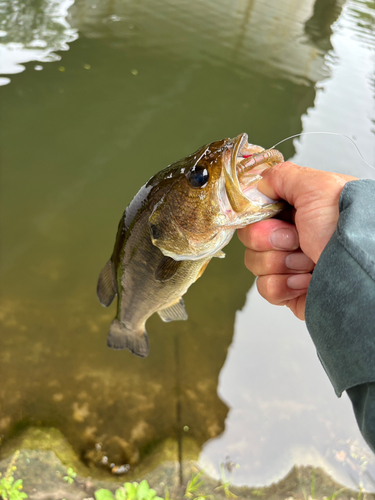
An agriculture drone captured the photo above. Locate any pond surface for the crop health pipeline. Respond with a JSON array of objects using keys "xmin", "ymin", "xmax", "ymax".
[{"xmin": 1, "ymin": 0, "xmax": 375, "ymax": 491}]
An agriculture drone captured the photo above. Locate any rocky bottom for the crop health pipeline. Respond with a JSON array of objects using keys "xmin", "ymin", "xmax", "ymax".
[{"xmin": 0, "ymin": 427, "xmax": 373, "ymax": 500}]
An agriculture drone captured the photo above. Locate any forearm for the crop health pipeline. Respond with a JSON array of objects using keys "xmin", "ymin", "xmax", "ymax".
[{"xmin": 305, "ymin": 179, "xmax": 375, "ymax": 450}]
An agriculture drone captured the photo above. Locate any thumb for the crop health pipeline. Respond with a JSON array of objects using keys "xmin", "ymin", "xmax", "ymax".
[
  {"xmin": 257, "ymin": 161, "xmax": 354, "ymax": 209},
  {"xmin": 257, "ymin": 162, "xmax": 356, "ymax": 263}
]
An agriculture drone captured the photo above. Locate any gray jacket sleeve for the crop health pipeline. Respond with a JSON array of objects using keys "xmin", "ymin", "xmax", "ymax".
[{"xmin": 305, "ymin": 179, "xmax": 375, "ymax": 452}]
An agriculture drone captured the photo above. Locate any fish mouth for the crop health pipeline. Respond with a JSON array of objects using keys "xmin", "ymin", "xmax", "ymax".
[{"xmin": 222, "ymin": 133, "xmax": 283, "ymax": 216}]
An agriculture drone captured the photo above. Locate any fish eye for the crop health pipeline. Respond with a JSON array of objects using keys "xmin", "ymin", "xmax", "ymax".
[{"xmin": 188, "ymin": 165, "xmax": 209, "ymax": 188}]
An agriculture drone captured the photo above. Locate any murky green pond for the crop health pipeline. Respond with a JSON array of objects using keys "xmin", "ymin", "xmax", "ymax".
[{"xmin": 1, "ymin": 0, "xmax": 375, "ymax": 492}]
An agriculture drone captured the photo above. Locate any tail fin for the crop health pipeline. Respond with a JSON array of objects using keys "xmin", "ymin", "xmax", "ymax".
[{"xmin": 107, "ymin": 319, "xmax": 149, "ymax": 358}]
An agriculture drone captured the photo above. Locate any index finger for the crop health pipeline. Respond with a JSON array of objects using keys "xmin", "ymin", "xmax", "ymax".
[{"xmin": 237, "ymin": 218, "xmax": 299, "ymax": 252}]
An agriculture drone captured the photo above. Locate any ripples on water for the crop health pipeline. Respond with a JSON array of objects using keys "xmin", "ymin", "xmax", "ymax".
[{"xmin": 0, "ymin": 0, "xmax": 375, "ymax": 491}]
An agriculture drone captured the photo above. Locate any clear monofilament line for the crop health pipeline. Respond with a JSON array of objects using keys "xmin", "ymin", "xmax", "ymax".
[{"xmin": 270, "ymin": 131, "xmax": 375, "ymax": 172}]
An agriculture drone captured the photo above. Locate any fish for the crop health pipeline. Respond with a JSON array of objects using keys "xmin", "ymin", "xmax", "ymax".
[{"xmin": 97, "ymin": 133, "xmax": 284, "ymax": 357}]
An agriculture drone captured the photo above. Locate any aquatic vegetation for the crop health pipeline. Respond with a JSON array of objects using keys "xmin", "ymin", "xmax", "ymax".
[
  {"xmin": 95, "ymin": 479, "xmax": 163, "ymax": 500},
  {"xmin": 301, "ymin": 468, "xmax": 316, "ymax": 500},
  {"xmin": 184, "ymin": 468, "xmax": 207, "ymax": 500},
  {"xmin": 214, "ymin": 463, "xmax": 237, "ymax": 499},
  {"xmin": 0, "ymin": 451, "xmax": 27, "ymax": 500},
  {"xmin": 63, "ymin": 466, "xmax": 77, "ymax": 484},
  {"xmin": 300, "ymin": 467, "xmax": 348, "ymax": 500}
]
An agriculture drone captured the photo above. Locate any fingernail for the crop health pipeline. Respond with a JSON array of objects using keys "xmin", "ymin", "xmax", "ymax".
[
  {"xmin": 270, "ymin": 228, "xmax": 299, "ymax": 250},
  {"xmin": 285, "ymin": 253, "xmax": 314, "ymax": 271},
  {"xmin": 287, "ymin": 274, "xmax": 311, "ymax": 290}
]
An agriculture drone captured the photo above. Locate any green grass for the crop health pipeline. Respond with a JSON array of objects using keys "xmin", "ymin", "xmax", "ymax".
[
  {"xmin": 0, "ymin": 451, "xmax": 28, "ymax": 500},
  {"xmin": 95, "ymin": 479, "xmax": 164, "ymax": 500}
]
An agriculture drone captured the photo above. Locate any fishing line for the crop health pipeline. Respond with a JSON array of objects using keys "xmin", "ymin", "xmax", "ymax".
[{"xmin": 270, "ymin": 131, "xmax": 375, "ymax": 172}]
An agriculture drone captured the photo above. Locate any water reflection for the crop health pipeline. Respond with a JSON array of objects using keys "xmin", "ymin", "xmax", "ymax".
[
  {"xmin": 200, "ymin": 0, "xmax": 375, "ymax": 489},
  {"xmin": 0, "ymin": 0, "xmax": 374, "ymax": 491},
  {"xmin": 200, "ymin": 287, "xmax": 375, "ymax": 489},
  {"xmin": 70, "ymin": 0, "xmax": 334, "ymax": 84},
  {"xmin": 291, "ymin": 0, "xmax": 375, "ymax": 180},
  {"xmin": 0, "ymin": 0, "xmax": 78, "ymax": 84},
  {"xmin": 304, "ymin": 0, "xmax": 344, "ymax": 51},
  {"xmin": 350, "ymin": 0, "xmax": 375, "ymax": 44}
]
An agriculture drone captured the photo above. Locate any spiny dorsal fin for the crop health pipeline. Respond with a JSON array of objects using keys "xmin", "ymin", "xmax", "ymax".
[
  {"xmin": 97, "ymin": 260, "xmax": 117, "ymax": 307},
  {"xmin": 158, "ymin": 297, "xmax": 188, "ymax": 322},
  {"xmin": 155, "ymin": 255, "xmax": 182, "ymax": 282}
]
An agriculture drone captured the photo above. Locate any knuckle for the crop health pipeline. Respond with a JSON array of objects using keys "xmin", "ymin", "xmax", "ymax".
[
  {"xmin": 257, "ymin": 275, "xmax": 281, "ymax": 304},
  {"xmin": 238, "ymin": 226, "xmax": 256, "ymax": 249},
  {"xmin": 262, "ymin": 252, "xmax": 280, "ymax": 274},
  {"xmin": 244, "ymin": 249, "xmax": 257, "ymax": 274}
]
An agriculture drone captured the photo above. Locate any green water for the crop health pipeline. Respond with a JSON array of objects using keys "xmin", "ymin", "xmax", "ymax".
[{"xmin": 0, "ymin": 0, "xmax": 375, "ymax": 488}]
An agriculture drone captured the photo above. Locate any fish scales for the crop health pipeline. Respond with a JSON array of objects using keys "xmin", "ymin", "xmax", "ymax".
[{"xmin": 97, "ymin": 134, "xmax": 284, "ymax": 357}]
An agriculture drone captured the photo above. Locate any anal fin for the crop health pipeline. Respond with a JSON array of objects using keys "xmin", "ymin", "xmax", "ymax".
[
  {"xmin": 97, "ymin": 260, "xmax": 118, "ymax": 307},
  {"xmin": 158, "ymin": 297, "xmax": 188, "ymax": 322}
]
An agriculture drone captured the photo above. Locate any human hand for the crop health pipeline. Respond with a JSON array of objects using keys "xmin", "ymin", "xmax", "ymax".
[{"xmin": 237, "ymin": 162, "xmax": 357, "ymax": 320}]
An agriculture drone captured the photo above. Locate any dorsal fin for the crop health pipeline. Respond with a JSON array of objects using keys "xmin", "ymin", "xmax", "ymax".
[
  {"xmin": 158, "ymin": 298, "xmax": 188, "ymax": 322},
  {"xmin": 97, "ymin": 260, "xmax": 118, "ymax": 307},
  {"xmin": 155, "ymin": 256, "xmax": 182, "ymax": 282}
]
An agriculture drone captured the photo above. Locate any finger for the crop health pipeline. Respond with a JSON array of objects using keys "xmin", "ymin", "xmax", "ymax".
[
  {"xmin": 237, "ymin": 219, "xmax": 299, "ymax": 252},
  {"xmin": 285, "ymin": 295, "xmax": 307, "ymax": 321},
  {"xmin": 256, "ymin": 273, "xmax": 312, "ymax": 305},
  {"xmin": 258, "ymin": 162, "xmax": 357, "ymax": 207},
  {"xmin": 245, "ymin": 249, "xmax": 315, "ymax": 276}
]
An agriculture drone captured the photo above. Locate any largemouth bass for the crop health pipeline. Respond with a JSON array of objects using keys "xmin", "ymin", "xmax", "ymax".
[{"xmin": 97, "ymin": 133, "xmax": 284, "ymax": 357}]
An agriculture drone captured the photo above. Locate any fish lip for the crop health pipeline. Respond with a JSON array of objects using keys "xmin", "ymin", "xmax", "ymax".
[
  {"xmin": 222, "ymin": 133, "xmax": 281, "ymax": 213},
  {"xmin": 221, "ymin": 134, "xmax": 259, "ymax": 212},
  {"xmin": 229, "ymin": 133, "xmax": 267, "ymax": 187},
  {"xmin": 224, "ymin": 133, "xmax": 264, "ymax": 190}
]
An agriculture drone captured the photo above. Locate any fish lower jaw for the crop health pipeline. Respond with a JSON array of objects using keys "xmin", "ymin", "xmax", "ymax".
[
  {"xmin": 232, "ymin": 205, "xmax": 284, "ymax": 228},
  {"xmin": 222, "ymin": 182, "xmax": 284, "ymax": 227}
]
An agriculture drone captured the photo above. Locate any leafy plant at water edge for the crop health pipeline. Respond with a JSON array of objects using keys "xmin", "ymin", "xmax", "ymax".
[
  {"xmin": 184, "ymin": 468, "xmax": 211, "ymax": 500},
  {"xmin": 63, "ymin": 467, "xmax": 77, "ymax": 484},
  {"xmin": 95, "ymin": 479, "xmax": 164, "ymax": 500},
  {"xmin": 300, "ymin": 468, "xmax": 349, "ymax": 500},
  {"xmin": 326, "ymin": 488, "xmax": 348, "ymax": 500},
  {"xmin": 214, "ymin": 463, "xmax": 237, "ymax": 499},
  {"xmin": 0, "ymin": 451, "xmax": 28, "ymax": 500}
]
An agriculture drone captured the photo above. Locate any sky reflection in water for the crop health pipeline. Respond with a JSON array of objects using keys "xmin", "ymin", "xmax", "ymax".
[{"xmin": 0, "ymin": 0, "xmax": 77, "ymax": 84}]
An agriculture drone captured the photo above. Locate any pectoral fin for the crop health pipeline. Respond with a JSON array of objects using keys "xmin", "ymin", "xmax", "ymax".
[
  {"xmin": 97, "ymin": 260, "xmax": 118, "ymax": 307},
  {"xmin": 155, "ymin": 256, "xmax": 182, "ymax": 282},
  {"xmin": 158, "ymin": 298, "xmax": 188, "ymax": 322}
]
